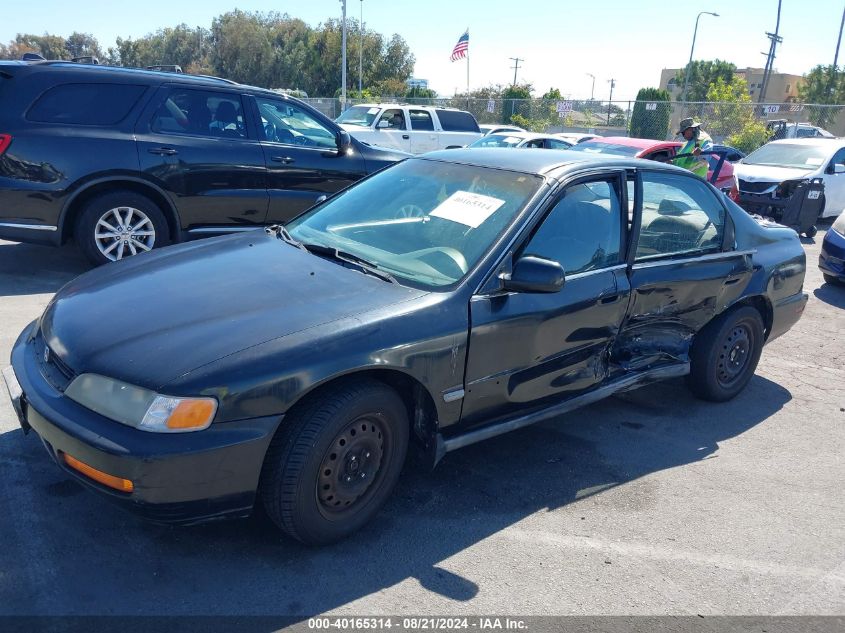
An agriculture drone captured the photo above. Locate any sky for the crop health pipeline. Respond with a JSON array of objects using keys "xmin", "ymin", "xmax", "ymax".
[{"xmin": 1, "ymin": 0, "xmax": 842, "ymax": 100}]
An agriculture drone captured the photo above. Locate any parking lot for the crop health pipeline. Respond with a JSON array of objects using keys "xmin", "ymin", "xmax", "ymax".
[{"xmin": 0, "ymin": 233, "xmax": 843, "ymax": 616}]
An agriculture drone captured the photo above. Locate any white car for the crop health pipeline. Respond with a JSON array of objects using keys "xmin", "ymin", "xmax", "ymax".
[
  {"xmin": 733, "ymin": 138, "xmax": 845, "ymax": 219},
  {"xmin": 554, "ymin": 132, "xmax": 599, "ymax": 145},
  {"xmin": 468, "ymin": 131, "xmax": 573, "ymax": 150},
  {"xmin": 479, "ymin": 124, "xmax": 527, "ymax": 136},
  {"xmin": 336, "ymin": 104, "xmax": 482, "ymax": 154}
]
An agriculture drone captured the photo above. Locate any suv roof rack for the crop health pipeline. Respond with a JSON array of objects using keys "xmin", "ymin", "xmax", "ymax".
[
  {"xmin": 72, "ymin": 56, "xmax": 100, "ymax": 65},
  {"xmin": 146, "ymin": 64, "xmax": 183, "ymax": 73}
]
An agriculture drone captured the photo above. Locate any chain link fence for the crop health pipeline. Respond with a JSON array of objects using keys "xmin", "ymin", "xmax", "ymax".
[{"xmin": 301, "ymin": 97, "xmax": 845, "ymax": 154}]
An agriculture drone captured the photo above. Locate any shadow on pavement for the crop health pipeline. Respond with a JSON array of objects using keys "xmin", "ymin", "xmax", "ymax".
[
  {"xmin": 0, "ymin": 242, "xmax": 90, "ymax": 297},
  {"xmin": 0, "ymin": 374, "xmax": 792, "ymax": 616},
  {"xmin": 814, "ymin": 282, "xmax": 845, "ymax": 308}
]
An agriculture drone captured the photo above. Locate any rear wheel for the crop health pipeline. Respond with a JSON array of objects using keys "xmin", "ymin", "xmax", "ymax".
[
  {"xmin": 805, "ymin": 225, "xmax": 818, "ymax": 238},
  {"xmin": 260, "ymin": 379, "xmax": 409, "ymax": 544},
  {"xmin": 688, "ymin": 306, "xmax": 765, "ymax": 402},
  {"xmin": 823, "ymin": 273, "xmax": 842, "ymax": 285},
  {"xmin": 75, "ymin": 191, "xmax": 170, "ymax": 266}
]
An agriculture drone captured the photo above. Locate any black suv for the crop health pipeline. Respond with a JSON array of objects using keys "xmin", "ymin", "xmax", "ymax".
[{"xmin": 0, "ymin": 61, "xmax": 407, "ymax": 264}]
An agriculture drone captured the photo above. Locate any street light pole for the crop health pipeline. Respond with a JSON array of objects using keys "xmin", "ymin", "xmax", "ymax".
[
  {"xmin": 606, "ymin": 78, "xmax": 616, "ymax": 125},
  {"xmin": 340, "ymin": 0, "xmax": 347, "ymax": 109},
  {"xmin": 586, "ymin": 73, "xmax": 595, "ymax": 100},
  {"xmin": 359, "ymin": 0, "xmax": 364, "ymax": 96},
  {"xmin": 680, "ymin": 11, "xmax": 719, "ymax": 106}
]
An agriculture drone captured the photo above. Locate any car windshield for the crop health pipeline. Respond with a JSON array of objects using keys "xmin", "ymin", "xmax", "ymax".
[
  {"xmin": 742, "ymin": 143, "xmax": 831, "ymax": 169},
  {"xmin": 287, "ymin": 159, "xmax": 543, "ymax": 289},
  {"xmin": 336, "ymin": 105, "xmax": 380, "ymax": 127},
  {"xmin": 469, "ymin": 134, "xmax": 525, "ymax": 148},
  {"xmin": 567, "ymin": 141, "xmax": 641, "ymax": 157}
]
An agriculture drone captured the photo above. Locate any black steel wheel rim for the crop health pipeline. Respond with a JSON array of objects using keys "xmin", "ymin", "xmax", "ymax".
[
  {"xmin": 716, "ymin": 322, "xmax": 753, "ymax": 388},
  {"xmin": 316, "ymin": 415, "xmax": 388, "ymax": 520}
]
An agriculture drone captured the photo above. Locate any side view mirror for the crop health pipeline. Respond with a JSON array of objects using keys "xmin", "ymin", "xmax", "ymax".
[
  {"xmin": 377, "ymin": 120, "xmax": 390, "ymax": 129},
  {"xmin": 336, "ymin": 130, "xmax": 352, "ymax": 155},
  {"xmin": 834, "ymin": 164, "xmax": 845, "ymax": 174},
  {"xmin": 501, "ymin": 256, "xmax": 565, "ymax": 293}
]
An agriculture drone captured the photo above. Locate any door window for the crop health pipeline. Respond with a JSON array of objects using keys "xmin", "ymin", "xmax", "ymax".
[
  {"xmin": 150, "ymin": 88, "xmax": 247, "ymax": 139},
  {"xmin": 546, "ymin": 139, "xmax": 572, "ymax": 150},
  {"xmin": 636, "ymin": 171, "xmax": 726, "ymax": 261},
  {"xmin": 827, "ymin": 148, "xmax": 845, "ymax": 174},
  {"xmin": 409, "ymin": 110, "xmax": 434, "ymax": 131},
  {"xmin": 378, "ymin": 109, "xmax": 406, "ymax": 130},
  {"xmin": 255, "ymin": 97, "xmax": 337, "ymax": 148},
  {"xmin": 523, "ymin": 179, "xmax": 623, "ymax": 275},
  {"xmin": 28, "ymin": 83, "xmax": 147, "ymax": 125}
]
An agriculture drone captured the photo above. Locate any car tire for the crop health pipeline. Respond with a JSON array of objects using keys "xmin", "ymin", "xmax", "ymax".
[
  {"xmin": 805, "ymin": 225, "xmax": 818, "ymax": 238},
  {"xmin": 687, "ymin": 306, "xmax": 765, "ymax": 403},
  {"xmin": 75, "ymin": 191, "xmax": 170, "ymax": 266},
  {"xmin": 823, "ymin": 273, "xmax": 842, "ymax": 285},
  {"xmin": 260, "ymin": 379, "xmax": 409, "ymax": 544}
]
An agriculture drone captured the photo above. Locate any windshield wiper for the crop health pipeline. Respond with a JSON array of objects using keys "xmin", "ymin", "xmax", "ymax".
[
  {"xmin": 266, "ymin": 224, "xmax": 306, "ymax": 250},
  {"xmin": 301, "ymin": 242, "xmax": 397, "ymax": 283}
]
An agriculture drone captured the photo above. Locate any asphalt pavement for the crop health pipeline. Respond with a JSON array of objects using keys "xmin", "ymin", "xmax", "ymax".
[{"xmin": 0, "ymin": 235, "xmax": 842, "ymax": 617}]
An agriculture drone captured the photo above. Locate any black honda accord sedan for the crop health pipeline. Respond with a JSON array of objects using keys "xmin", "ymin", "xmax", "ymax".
[{"xmin": 4, "ymin": 149, "xmax": 808, "ymax": 543}]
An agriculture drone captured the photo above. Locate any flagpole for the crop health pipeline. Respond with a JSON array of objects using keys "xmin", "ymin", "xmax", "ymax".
[{"xmin": 466, "ymin": 29, "xmax": 470, "ymax": 109}]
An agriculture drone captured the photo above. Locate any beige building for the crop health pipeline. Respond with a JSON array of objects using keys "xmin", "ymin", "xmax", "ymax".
[{"xmin": 658, "ymin": 67, "xmax": 805, "ymax": 102}]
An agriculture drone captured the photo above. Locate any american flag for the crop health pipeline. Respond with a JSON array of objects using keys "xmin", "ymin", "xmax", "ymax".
[{"xmin": 450, "ymin": 31, "xmax": 469, "ymax": 62}]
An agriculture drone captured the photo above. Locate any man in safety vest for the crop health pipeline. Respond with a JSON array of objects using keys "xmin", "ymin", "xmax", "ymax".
[{"xmin": 673, "ymin": 117, "xmax": 713, "ymax": 179}]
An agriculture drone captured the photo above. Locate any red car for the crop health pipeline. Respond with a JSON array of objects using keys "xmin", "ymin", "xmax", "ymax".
[{"xmin": 568, "ymin": 136, "xmax": 735, "ymax": 190}]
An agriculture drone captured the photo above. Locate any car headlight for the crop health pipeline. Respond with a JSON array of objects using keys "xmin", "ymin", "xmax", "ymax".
[
  {"xmin": 833, "ymin": 212, "xmax": 845, "ymax": 236},
  {"xmin": 65, "ymin": 373, "xmax": 217, "ymax": 433}
]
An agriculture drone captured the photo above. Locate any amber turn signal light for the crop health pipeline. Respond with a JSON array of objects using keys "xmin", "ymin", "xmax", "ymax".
[
  {"xmin": 166, "ymin": 399, "xmax": 217, "ymax": 430},
  {"xmin": 61, "ymin": 452, "xmax": 134, "ymax": 493}
]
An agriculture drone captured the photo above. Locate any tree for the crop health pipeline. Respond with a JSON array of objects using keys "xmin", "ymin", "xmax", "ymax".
[
  {"xmin": 704, "ymin": 76, "xmax": 771, "ymax": 153},
  {"xmin": 798, "ymin": 65, "xmax": 845, "ymax": 128},
  {"xmin": 502, "ymin": 83, "xmax": 532, "ymax": 124},
  {"xmin": 542, "ymin": 87, "xmax": 562, "ymax": 100},
  {"xmin": 64, "ymin": 32, "xmax": 104, "ymax": 60},
  {"xmin": 675, "ymin": 59, "xmax": 737, "ymax": 102},
  {"xmin": 629, "ymin": 87, "xmax": 671, "ymax": 139}
]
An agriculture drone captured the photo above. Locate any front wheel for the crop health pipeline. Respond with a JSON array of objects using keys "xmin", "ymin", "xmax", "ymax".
[
  {"xmin": 75, "ymin": 191, "xmax": 170, "ymax": 265},
  {"xmin": 687, "ymin": 306, "xmax": 765, "ymax": 402},
  {"xmin": 260, "ymin": 379, "xmax": 409, "ymax": 544},
  {"xmin": 823, "ymin": 273, "xmax": 842, "ymax": 285}
]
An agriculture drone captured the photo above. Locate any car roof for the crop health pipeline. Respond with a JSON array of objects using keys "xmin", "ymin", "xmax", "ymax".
[
  {"xmin": 587, "ymin": 136, "xmax": 677, "ymax": 149},
  {"xmin": 766, "ymin": 137, "xmax": 843, "ymax": 146},
  {"xmin": 420, "ymin": 147, "xmax": 685, "ymax": 176}
]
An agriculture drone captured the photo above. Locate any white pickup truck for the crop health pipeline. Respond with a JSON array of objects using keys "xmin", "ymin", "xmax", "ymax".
[{"xmin": 336, "ymin": 104, "xmax": 483, "ymax": 154}]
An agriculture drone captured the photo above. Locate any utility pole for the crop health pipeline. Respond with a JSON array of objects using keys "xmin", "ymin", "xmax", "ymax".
[
  {"xmin": 606, "ymin": 78, "xmax": 616, "ymax": 125},
  {"xmin": 340, "ymin": 0, "xmax": 347, "ymax": 109},
  {"xmin": 509, "ymin": 57, "xmax": 524, "ymax": 86},
  {"xmin": 359, "ymin": 0, "xmax": 364, "ymax": 96},
  {"xmin": 758, "ymin": 0, "xmax": 783, "ymax": 103},
  {"xmin": 834, "ymin": 1, "xmax": 845, "ymax": 68}
]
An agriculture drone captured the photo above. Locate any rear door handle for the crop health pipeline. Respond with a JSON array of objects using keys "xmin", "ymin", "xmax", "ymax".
[
  {"xmin": 723, "ymin": 275, "xmax": 744, "ymax": 286},
  {"xmin": 600, "ymin": 293, "xmax": 621, "ymax": 304},
  {"xmin": 147, "ymin": 147, "xmax": 178, "ymax": 156},
  {"xmin": 402, "ymin": 134, "xmax": 410, "ymax": 140},
  {"xmin": 271, "ymin": 156, "xmax": 295, "ymax": 164}
]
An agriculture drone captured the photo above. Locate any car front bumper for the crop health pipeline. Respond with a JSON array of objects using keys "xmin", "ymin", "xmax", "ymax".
[
  {"xmin": 819, "ymin": 227, "xmax": 845, "ymax": 281},
  {"xmin": 5, "ymin": 324, "xmax": 281, "ymax": 525}
]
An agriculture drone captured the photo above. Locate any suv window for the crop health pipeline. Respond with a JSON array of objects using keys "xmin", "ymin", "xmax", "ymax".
[
  {"xmin": 523, "ymin": 179, "xmax": 622, "ymax": 275},
  {"xmin": 377, "ymin": 109, "xmax": 406, "ymax": 130},
  {"xmin": 828, "ymin": 147, "xmax": 845, "ymax": 173},
  {"xmin": 435, "ymin": 109, "xmax": 480, "ymax": 133},
  {"xmin": 150, "ymin": 88, "xmax": 247, "ymax": 139},
  {"xmin": 636, "ymin": 171, "xmax": 726, "ymax": 261},
  {"xmin": 27, "ymin": 83, "xmax": 147, "ymax": 125},
  {"xmin": 255, "ymin": 97, "xmax": 337, "ymax": 148},
  {"xmin": 409, "ymin": 109, "xmax": 434, "ymax": 131}
]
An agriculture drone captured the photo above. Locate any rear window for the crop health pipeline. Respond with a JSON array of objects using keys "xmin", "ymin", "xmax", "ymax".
[
  {"xmin": 435, "ymin": 109, "xmax": 481, "ymax": 133},
  {"xmin": 27, "ymin": 83, "xmax": 147, "ymax": 125}
]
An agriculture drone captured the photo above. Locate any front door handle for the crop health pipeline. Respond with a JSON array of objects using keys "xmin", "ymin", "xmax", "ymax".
[
  {"xmin": 402, "ymin": 134, "xmax": 410, "ymax": 140},
  {"xmin": 148, "ymin": 147, "xmax": 178, "ymax": 156},
  {"xmin": 271, "ymin": 156, "xmax": 295, "ymax": 164}
]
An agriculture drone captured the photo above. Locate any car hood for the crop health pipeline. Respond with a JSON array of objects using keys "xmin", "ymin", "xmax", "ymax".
[
  {"xmin": 734, "ymin": 163, "xmax": 815, "ymax": 183},
  {"xmin": 40, "ymin": 232, "xmax": 426, "ymax": 391}
]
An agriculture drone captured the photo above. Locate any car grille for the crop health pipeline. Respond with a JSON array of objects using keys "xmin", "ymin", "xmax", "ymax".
[
  {"xmin": 34, "ymin": 332, "xmax": 76, "ymax": 392},
  {"xmin": 738, "ymin": 179, "xmax": 776, "ymax": 194}
]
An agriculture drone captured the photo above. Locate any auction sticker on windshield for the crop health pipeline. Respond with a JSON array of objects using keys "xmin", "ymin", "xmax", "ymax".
[{"xmin": 430, "ymin": 191, "xmax": 506, "ymax": 228}]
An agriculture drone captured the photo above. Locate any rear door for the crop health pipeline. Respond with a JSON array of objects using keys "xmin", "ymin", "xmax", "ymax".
[
  {"xmin": 136, "ymin": 85, "xmax": 269, "ymax": 232},
  {"xmin": 434, "ymin": 109, "xmax": 482, "ymax": 148},
  {"xmin": 613, "ymin": 169, "xmax": 753, "ymax": 369},
  {"xmin": 408, "ymin": 109, "xmax": 439, "ymax": 153},
  {"xmin": 251, "ymin": 95, "xmax": 367, "ymax": 224},
  {"xmin": 461, "ymin": 171, "xmax": 631, "ymax": 428}
]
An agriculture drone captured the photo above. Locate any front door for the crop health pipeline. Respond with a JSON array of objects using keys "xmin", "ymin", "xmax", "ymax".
[
  {"xmin": 372, "ymin": 108, "xmax": 411, "ymax": 152},
  {"xmin": 136, "ymin": 85, "xmax": 269, "ymax": 231},
  {"xmin": 614, "ymin": 169, "xmax": 753, "ymax": 369},
  {"xmin": 822, "ymin": 146, "xmax": 845, "ymax": 217},
  {"xmin": 460, "ymin": 172, "xmax": 631, "ymax": 428},
  {"xmin": 252, "ymin": 96, "xmax": 368, "ymax": 224}
]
